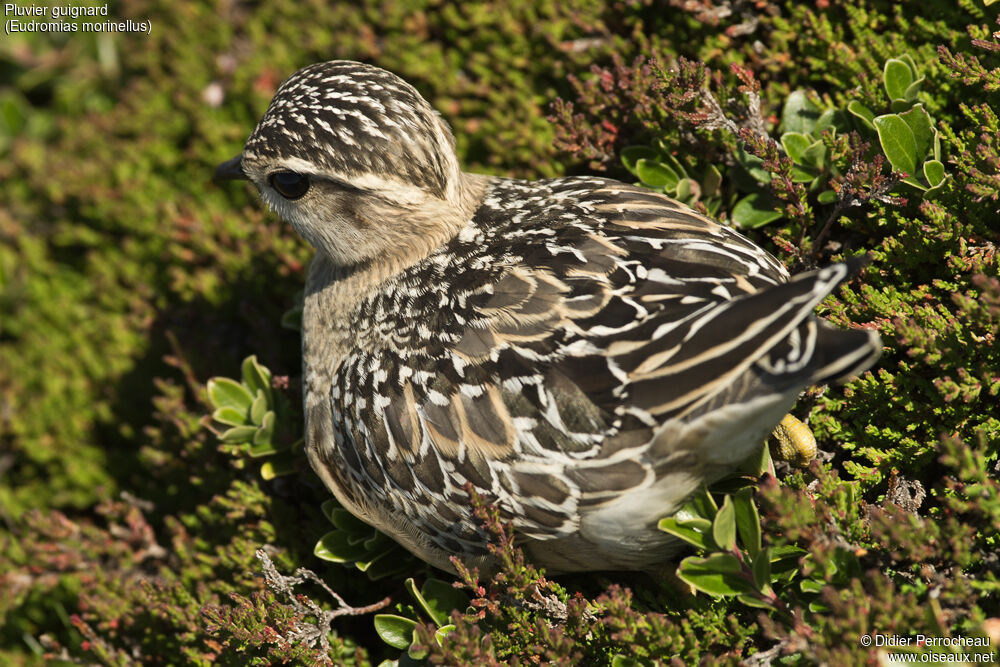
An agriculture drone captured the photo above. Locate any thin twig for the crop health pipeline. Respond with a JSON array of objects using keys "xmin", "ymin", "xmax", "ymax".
[{"xmin": 255, "ymin": 548, "xmax": 392, "ymax": 651}]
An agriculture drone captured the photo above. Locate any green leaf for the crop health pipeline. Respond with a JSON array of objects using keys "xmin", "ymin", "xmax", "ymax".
[
  {"xmin": 434, "ymin": 624, "xmax": 455, "ymax": 645},
  {"xmin": 883, "ymin": 58, "xmax": 914, "ymax": 101},
  {"xmin": 751, "ymin": 547, "xmax": 772, "ymax": 589},
  {"xmin": 731, "ymin": 193, "xmax": 783, "ymax": 229},
  {"xmin": 374, "ymin": 614, "xmax": 417, "ymax": 650},
  {"xmin": 898, "ymin": 104, "xmax": 934, "ymax": 160},
  {"xmin": 701, "ymin": 163, "xmax": 722, "ymax": 197},
  {"xmin": 800, "ymin": 578, "xmax": 825, "ymax": 594},
  {"xmin": 620, "ymin": 146, "xmax": 660, "ymax": 174},
  {"xmin": 923, "ymin": 160, "xmax": 947, "ymax": 193},
  {"xmin": 903, "ymin": 77, "xmax": 924, "ymax": 103},
  {"xmin": 207, "ymin": 377, "xmax": 254, "ymax": 413},
  {"xmin": 817, "ymin": 189, "xmax": 838, "ymax": 205},
  {"xmin": 712, "ymin": 495, "xmax": 737, "ymax": 551},
  {"xmin": 731, "ymin": 488, "xmax": 761, "ymax": 557},
  {"xmin": 658, "ymin": 516, "xmax": 713, "ymax": 550},
  {"xmin": 791, "ymin": 166, "xmax": 819, "ymax": 184},
  {"xmin": 801, "ymin": 140, "xmax": 827, "ymax": 169},
  {"xmin": 874, "ymin": 114, "xmax": 918, "ymax": 175},
  {"xmin": 218, "ymin": 425, "xmax": 258, "ymax": 443},
  {"xmin": 814, "ymin": 108, "xmax": 842, "ymax": 134},
  {"xmin": 739, "ymin": 441, "xmax": 773, "ymax": 478},
  {"xmin": 250, "ymin": 389, "xmax": 268, "ymax": 426},
  {"xmin": 779, "ymin": 89, "xmax": 822, "ymax": 135},
  {"xmin": 847, "ymin": 101, "xmax": 876, "ymax": 131},
  {"xmin": 404, "ymin": 577, "xmax": 467, "ymax": 628},
  {"xmin": 737, "ymin": 594, "xmax": 775, "ymax": 610},
  {"xmin": 212, "ymin": 406, "xmax": 248, "ymax": 427},
  {"xmin": 780, "ymin": 132, "xmax": 811, "ymax": 162},
  {"xmin": 247, "ymin": 412, "xmax": 277, "ymax": 456},
  {"xmin": 688, "ymin": 486, "xmax": 718, "ymax": 518},
  {"xmin": 636, "ymin": 159, "xmax": 679, "ymax": 189},
  {"xmin": 675, "ymin": 177, "xmax": 694, "ymax": 201},
  {"xmin": 889, "ymin": 99, "xmax": 911, "ymax": 114},
  {"xmin": 358, "ymin": 547, "xmax": 411, "ymax": 580},
  {"xmin": 331, "ymin": 508, "xmax": 373, "ymax": 534},
  {"xmin": 241, "ymin": 355, "xmax": 272, "ymax": 405},
  {"xmin": 677, "ymin": 553, "xmax": 754, "ymax": 597},
  {"xmin": 315, "ymin": 530, "xmax": 371, "ymax": 563},
  {"xmin": 898, "ymin": 53, "xmax": 919, "ymax": 75},
  {"xmin": 675, "ymin": 513, "xmax": 713, "ymax": 531},
  {"xmin": 611, "ymin": 656, "xmax": 642, "ymax": 667},
  {"xmin": 419, "ymin": 578, "xmax": 469, "ymax": 627},
  {"xmin": 321, "ymin": 498, "xmax": 340, "ymax": 523},
  {"xmin": 662, "ymin": 153, "xmax": 688, "ymax": 178},
  {"xmin": 735, "ymin": 147, "xmax": 771, "ymax": 184},
  {"xmin": 364, "ymin": 531, "xmax": 392, "ymax": 552}
]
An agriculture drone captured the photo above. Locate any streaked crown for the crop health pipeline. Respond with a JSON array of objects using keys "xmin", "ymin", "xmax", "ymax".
[{"xmin": 242, "ymin": 61, "xmax": 458, "ymax": 198}]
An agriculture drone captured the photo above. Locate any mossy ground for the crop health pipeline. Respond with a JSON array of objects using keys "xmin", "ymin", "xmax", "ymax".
[{"xmin": 1, "ymin": 1, "xmax": 998, "ymax": 665}]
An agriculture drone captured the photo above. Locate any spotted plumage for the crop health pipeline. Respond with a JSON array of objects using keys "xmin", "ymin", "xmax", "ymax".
[{"xmin": 216, "ymin": 61, "xmax": 882, "ymax": 573}]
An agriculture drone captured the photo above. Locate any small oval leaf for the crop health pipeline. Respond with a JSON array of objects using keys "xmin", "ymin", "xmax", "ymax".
[
  {"xmin": 620, "ymin": 146, "xmax": 660, "ymax": 174},
  {"xmin": 207, "ymin": 377, "xmax": 254, "ymax": 412},
  {"xmin": 731, "ymin": 193, "xmax": 783, "ymax": 229},
  {"xmin": 737, "ymin": 593, "xmax": 776, "ymax": 610},
  {"xmin": 218, "ymin": 425, "xmax": 258, "ymax": 443},
  {"xmin": 360, "ymin": 548, "xmax": 411, "ymax": 580},
  {"xmin": 677, "ymin": 553, "xmax": 754, "ymax": 597},
  {"xmin": 331, "ymin": 508, "xmax": 373, "ymax": 534},
  {"xmin": 420, "ymin": 578, "xmax": 469, "ymax": 627},
  {"xmin": 817, "ymin": 189, "xmax": 838, "ymax": 205},
  {"xmin": 780, "ymin": 132, "xmax": 811, "ymax": 162},
  {"xmin": 883, "ymin": 58, "xmax": 914, "ymax": 101},
  {"xmin": 321, "ymin": 498, "xmax": 340, "ymax": 523},
  {"xmin": 903, "ymin": 77, "xmax": 924, "ymax": 102},
  {"xmin": 314, "ymin": 531, "xmax": 370, "ymax": 563},
  {"xmin": 241, "ymin": 355, "xmax": 272, "ymax": 404},
  {"xmin": 732, "ymin": 488, "xmax": 761, "ymax": 557},
  {"xmin": 801, "ymin": 140, "xmax": 827, "ymax": 169},
  {"xmin": 712, "ymin": 495, "xmax": 737, "ymax": 552},
  {"xmin": 250, "ymin": 389, "xmax": 268, "ymax": 426},
  {"xmin": 675, "ymin": 177, "xmax": 695, "ymax": 201},
  {"xmin": 658, "ymin": 517, "xmax": 712, "ymax": 550},
  {"xmin": 751, "ymin": 547, "xmax": 772, "ymax": 589},
  {"xmin": 779, "ymin": 89, "xmax": 822, "ymax": 135},
  {"xmin": 636, "ymin": 159, "xmax": 679, "ymax": 189},
  {"xmin": 434, "ymin": 624, "xmax": 455, "ymax": 645},
  {"xmin": 701, "ymin": 163, "xmax": 722, "ymax": 197},
  {"xmin": 374, "ymin": 614, "xmax": 417, "ymax": 650},
  {"xmin": 212, "ymin": 406, "xmax": 248, "ymax": 427},
  {"xmin": 847, "ymin": 101, "xmax": 876, "ymax": 131},
  {"xmin": 873, "ymin": 114, "xmax": 918, "ymax": 175},
  {"xmin": 898, "ymin": 104, "xmax": 934, "ymax": 160}
]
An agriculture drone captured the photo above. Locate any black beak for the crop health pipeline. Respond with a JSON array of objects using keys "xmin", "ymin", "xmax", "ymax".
[{"xmin": 214, "ymin": 154, "xmax": 247, "ymax": 182}]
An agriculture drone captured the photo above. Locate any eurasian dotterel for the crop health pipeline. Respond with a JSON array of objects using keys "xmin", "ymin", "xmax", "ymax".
[{"xmin": 216, "ymin": 60, "xmax": 881, "ymax": 574}]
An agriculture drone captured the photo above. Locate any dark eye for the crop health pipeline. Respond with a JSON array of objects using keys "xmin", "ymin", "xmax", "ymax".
[{"xmin": 269, "ymin": 171, "xmax": 310, "ymax": 200}]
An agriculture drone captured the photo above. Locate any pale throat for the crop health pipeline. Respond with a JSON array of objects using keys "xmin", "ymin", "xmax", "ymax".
[{"xmin": 299, "ymin": 170, "xmax": 492, "ymax": 397}]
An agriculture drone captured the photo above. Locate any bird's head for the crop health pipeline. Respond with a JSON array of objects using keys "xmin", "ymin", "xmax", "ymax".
[{"xmin": 216, "ymin": 61, "xmax": 478, "ymax": 268}]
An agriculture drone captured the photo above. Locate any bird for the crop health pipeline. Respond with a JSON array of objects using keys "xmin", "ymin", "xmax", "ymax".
[{"xmin": 215, "ymin": 60, "xmax": 882, "ymax": 574}]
